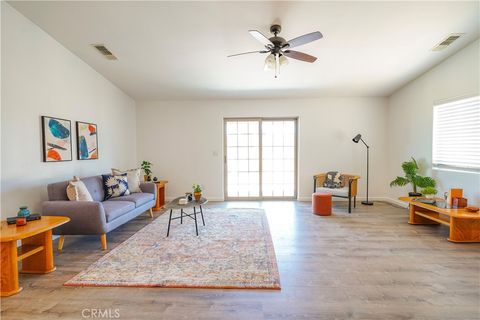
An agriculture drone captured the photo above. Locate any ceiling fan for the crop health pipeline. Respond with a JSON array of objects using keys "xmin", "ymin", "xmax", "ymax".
[{"xmin": 228, "ymin": 24, "xmax": 323, "ymax": 78}]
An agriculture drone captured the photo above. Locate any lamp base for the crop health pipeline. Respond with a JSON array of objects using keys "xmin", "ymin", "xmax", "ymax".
[{"xmin": 361, "ymin": 201, "xmax": 374, "ymax": 206}]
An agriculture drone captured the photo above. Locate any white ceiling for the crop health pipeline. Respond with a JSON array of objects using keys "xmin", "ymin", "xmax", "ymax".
[{"xmin": 9, "ymin": 1, "xmax": 480, "ymax": 100}]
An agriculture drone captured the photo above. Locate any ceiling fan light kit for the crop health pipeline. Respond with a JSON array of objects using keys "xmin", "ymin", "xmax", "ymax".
[{"xmin": 228, "ymin": 24, "xmax": 323, "ymax": 78}]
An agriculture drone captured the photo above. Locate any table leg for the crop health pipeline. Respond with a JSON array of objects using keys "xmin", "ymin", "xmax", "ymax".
[
  {"xmin": 200, "ymin": 205, "xmax": 205, "ymax": 226},
  {"xmin": 21, "ymin": 230, "xmax": 55, "ymax": 274},
  {"xmin": 194, "ymin": 206, "xmax": 199, "ymax": 236},
  {"xmin": 153, "ymin": 184, "xmax": 165, "ymax": 211},
  {"xmin": 1, "ymin": 241, "xmax": 22, "ymax": 297},
  {"xmin": 180, "ymin": 209, "xmax": 183, "ymax": 224},
  {"xmin": 167, "ymin": 209, "xmax": 173, "ymax": 237},
  {"xmin": 449, "ymin": 217, "xmax": 480, "ymax": 243}
]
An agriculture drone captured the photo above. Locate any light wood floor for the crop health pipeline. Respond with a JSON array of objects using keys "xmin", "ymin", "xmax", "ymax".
[{"xmin": 1, "ymin": 201, "xmax": 479, "ymax": 320}]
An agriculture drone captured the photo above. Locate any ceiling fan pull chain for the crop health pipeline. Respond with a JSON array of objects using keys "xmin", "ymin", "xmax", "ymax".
[{"xmin": 275, "ymin": 53, "xmax": 279, "ymax": 78}]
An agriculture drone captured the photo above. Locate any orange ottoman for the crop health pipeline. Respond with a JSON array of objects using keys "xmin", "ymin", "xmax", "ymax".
[{"xmin": 312, "ymin": 193, "xmax": 332, "ymax": 216}]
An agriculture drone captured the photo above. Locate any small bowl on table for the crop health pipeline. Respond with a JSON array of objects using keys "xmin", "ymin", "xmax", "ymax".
[{"xmin": 465, "ymin": 206, "xmax": 479, "ymax": 213}]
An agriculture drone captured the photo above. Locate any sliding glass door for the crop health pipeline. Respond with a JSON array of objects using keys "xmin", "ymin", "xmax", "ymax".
[
  {"xmin": 225, "ymin": 120, "xmax": 261, "ymax": 198},
  {"xmin": 224, "ymin": 118, "xmax": 297, "ymax": 199},
  {"xmin": 261, "ymin": 120, "xmax": 296, "ymax": 198}
]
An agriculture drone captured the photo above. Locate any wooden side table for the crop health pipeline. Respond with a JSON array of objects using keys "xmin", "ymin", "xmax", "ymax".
[
  {"xmin": 153, "ymin": 180, "xmax": 168, "ymax": 211},
  {"xmin": 1, "ymin": 216, "xmax": 70, "ymax": 296},
  {"xmin": 399, "ymin": 197, "xmax": 480, "ymax": 242}
]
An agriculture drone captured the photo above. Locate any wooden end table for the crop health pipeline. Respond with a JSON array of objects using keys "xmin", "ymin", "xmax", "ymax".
[
  {"xmin": 400, "ymin": 197, "xmax": 480, "ymax": 242},
  {"xmin": 152, "ymin": 180, "xmax": 168, "ymax": 211},
  {"xmin": 1, "ymin": 216, "xmax": 70, "ymax": 296}
]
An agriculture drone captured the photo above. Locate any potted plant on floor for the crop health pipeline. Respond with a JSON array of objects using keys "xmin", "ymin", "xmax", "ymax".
[
  {"xmin": 421, "ymin": 186, "xmax": 438, "ymax": 199},
  {"xmin": 192, "ymin": 183, "xmax": 202, "ymax": 201},
  {"xmin": 141, "ymin": 160, "xmax": 153, "ymax": 181},
  {"xmin": 389, "ymin": 157, "xmax": 436, "ymax": 197}
]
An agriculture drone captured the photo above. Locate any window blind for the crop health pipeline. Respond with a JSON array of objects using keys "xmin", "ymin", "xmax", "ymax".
[{"xmin": 432, "ymin": 96, "xmax": 480, "ymax": 172}]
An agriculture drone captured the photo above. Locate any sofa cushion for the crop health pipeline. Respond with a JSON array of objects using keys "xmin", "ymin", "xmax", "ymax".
[
  {"xmin": 316, "ymin": 186, "xmax": 350, "ymax": 197},
  {"xmin": 108, "ymin": 193, "xmax": 154, "ymax": 208},
  {"xmin": 102, "ymin": 200, "xmax": 135, "ymax": 222}
]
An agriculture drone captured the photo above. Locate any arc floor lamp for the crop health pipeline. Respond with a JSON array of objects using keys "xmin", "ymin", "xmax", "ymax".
[{"xmin": 352, "ymin": 134, "xmax": 373, "ymax": 205}]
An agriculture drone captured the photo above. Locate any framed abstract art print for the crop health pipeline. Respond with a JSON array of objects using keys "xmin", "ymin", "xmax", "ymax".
[
  {"xmin": 76, "ymin": 121, "xmax": 98, "ymax": 160},
  {"xmin": 41, "ymin": 116, "xmax": 73, "ymax": 162}
]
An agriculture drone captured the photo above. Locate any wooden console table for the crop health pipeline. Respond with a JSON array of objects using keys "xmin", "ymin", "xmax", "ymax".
[
  {"xmin": 153, "ymin": 180, "xmax": 168, "ymax": 211},
  {"xmin": 1, "ymin": 216, "xmax": 70, "ymax": 296},
  {"xmin": 400, "ymin": 197, "xmax": 480, "ymax": 243}
]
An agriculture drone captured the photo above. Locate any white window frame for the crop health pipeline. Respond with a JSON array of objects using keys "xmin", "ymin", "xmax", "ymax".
[{"xmin": 432, "ymin": 95, "xmax": 480, "ymax": 174}]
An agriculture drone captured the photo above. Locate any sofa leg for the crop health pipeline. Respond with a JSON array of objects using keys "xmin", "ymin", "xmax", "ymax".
[
  {"xmin": 57, "ymin": 235, "xmax": 65, "ymax": 252},
  {"xmin": 149, "ymin": 208, "xmax": 154, "ymax": 218},
  {"xmin": 100, "ymin": 234, "xmax": 107, "ymax": 251},
  {"xmin": 348, "ymin": 197, "xmax": 352, "ymax": 214}
]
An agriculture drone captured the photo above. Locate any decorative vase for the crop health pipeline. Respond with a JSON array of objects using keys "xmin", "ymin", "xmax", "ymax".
[
  {"xmin": 17, "ymin": 206, "xmax": 31, "ymax": 217},
  {"xmin": 425, "ymin": 194, "xmax": 435, "ymax": 199},
  {"xmin": 194, "ymin": 192, "xmax": 201, "ymax": 201}
]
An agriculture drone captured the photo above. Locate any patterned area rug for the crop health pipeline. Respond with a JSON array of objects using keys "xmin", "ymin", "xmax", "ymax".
[{"xmin": 65, "ymin": 208, "xmax": 280, "ymax": 289}]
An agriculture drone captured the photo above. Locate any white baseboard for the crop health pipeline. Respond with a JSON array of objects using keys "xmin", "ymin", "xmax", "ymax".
[
  {"xmin": 382, "ymin": 197, "xmax": 409, "ymax": 208},
  {"xmin": 165, "ymin": 196, "xmax": 408, "ymax": 208},
  {"xmin": 165, "ymin": 197, "xmax": 224, "ymax": 202},
  {"xmin": 297, "ymin": 195, "xmax": 408, "ymax": 208}
]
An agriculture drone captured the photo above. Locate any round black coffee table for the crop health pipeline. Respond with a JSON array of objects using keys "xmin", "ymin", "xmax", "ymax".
[{"xmin": 165, "ymin": 197, "xmax": 207, "ymax": 236}]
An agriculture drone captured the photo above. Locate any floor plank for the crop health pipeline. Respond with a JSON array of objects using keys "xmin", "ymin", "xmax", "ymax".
[{"xmin": 1, "ymin": 201, "xmax": 479, "ymax": 320}]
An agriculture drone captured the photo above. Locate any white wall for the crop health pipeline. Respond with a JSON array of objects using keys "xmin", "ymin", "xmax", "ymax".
[
  {"xmin": 1, "ymin": 3, "xmax": 137, "ymax": 219},
  {"xmin": 136, "ymin": 98, "xmax": 388, "ymax": 201},
  {"xmin": 387, "ymin": 40, "xmax": 480, "ymax": 206}
]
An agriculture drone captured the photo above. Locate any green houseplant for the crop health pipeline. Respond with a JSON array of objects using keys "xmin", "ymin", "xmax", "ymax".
[
  {"xmin": 390, "ymin": 157, "xmax": 436, "ymax": 196},
  {"xmin": 421, "ymin": 186, "xmax": 438, "ymax": 199},
  {"xmin": 141, "ymin": 161, "xmax": 153, "ymax": 181},
  {"xmin": 192, "ymin": 183, "xmax": 202, "ymax": 201}
]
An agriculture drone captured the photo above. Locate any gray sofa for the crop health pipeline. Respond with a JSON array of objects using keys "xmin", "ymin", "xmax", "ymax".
[{"xmin": 42, "ymin": 175, "xmax": 157, "ymax": 251}]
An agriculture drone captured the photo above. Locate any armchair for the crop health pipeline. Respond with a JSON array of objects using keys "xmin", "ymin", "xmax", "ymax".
[{"xmin": 313, "ymin": 173, "xmax": 360, "ymax": 213}]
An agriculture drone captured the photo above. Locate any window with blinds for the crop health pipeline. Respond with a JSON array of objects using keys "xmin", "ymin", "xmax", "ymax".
[{"xmin": 432, "ymin": 96, "xmax": 480, "ymax": 173}]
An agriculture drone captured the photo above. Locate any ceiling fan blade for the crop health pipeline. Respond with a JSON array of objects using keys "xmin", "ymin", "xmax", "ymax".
[
  {"xmin": 248, "ymin": 30, "xmax": 274, "ymax": 48},
  {"xmin": 283, "ymin": 50, "xmax": 317, "ymax": 63},
  {"xmin": 286, "ymin": 31, "xmax": 323, "ymax": 49},
  {"xmin": 227, "ymin": 50, "xmax": 268, "ymax": 58}
]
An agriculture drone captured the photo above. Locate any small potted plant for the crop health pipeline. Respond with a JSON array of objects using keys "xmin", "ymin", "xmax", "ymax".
[
  {"xmin": 141, "ymin": 161, "xmax": 153, "ymax": 181},
  {"xmin": 390, "ymin": 157, "xmax": 436, "ymax": 197},
  {"xmin": 421, "ymin": 186, "xmax": 438, "ymax": 199},
  {"xmin": 192, "ymin": 183, "xmax": 202, "ymax": 201}
]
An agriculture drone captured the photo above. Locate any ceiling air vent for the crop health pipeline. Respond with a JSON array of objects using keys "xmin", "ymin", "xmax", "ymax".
[
  {"xmin": 432, "ymin": 33, "xmax": 463, "ymax": 51},
  {"xmin": 92, "ymin": 44, "xmax": 117, "ymax": 60}
]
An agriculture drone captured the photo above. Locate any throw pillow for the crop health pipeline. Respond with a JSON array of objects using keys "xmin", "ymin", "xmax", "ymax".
[
  {"xmin": 112, "ymin": 168, "xmax": 142, "ymax": 193},
  {"xmin": 323, "ymin": 171, "xmax": 342, "ymax": 189},
  {"xmin": 102, "ymin": 174, "xmax": 130, "ymax": 200},
  {"xmin": 66, "ymin": 176, "xmax": 93, "ymax": 201}
]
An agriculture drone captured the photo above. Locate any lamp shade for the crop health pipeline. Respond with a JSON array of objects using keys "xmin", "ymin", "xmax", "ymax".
[
  {"xmin": 279, "ymin": 55, "xmax": 289, "ymax": 67},
  {"xmin": 352, "ymin": 134, "xmax": 362, "ymax": 143},
  {"xmin": 264, "ymin": 54, "xmax": 275, "ymax": 71}
]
